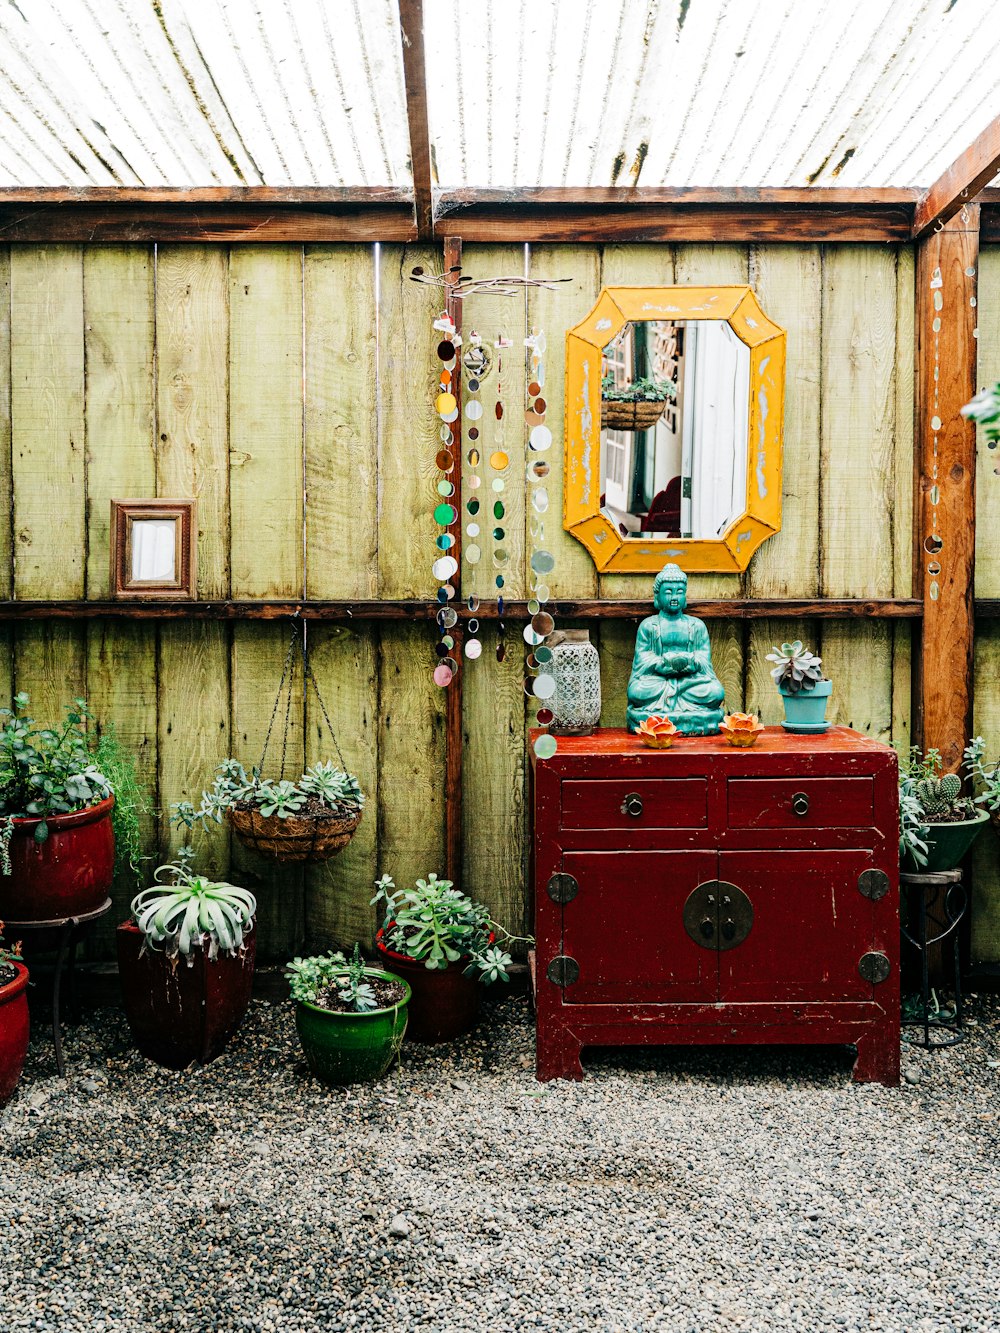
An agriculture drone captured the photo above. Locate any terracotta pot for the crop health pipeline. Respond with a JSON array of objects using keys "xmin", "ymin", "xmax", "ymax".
[
  {"xmin": 226, "ymin": 805, "xmax": 362, "ymax": 863},
  {"xmin": 116, "ymin": 920, "xmax": 256, "ymax": 1069},
  {"xmin": 0, "ymin": 797, "xmax": 115, "ymax": 922},
  {"xmin": 375, "ymin": 928, "xmax": 482, "ymax": 1043},
  {"xmin": 0, "ymin": 958, "xmax": 29, "ymax": 1106}
]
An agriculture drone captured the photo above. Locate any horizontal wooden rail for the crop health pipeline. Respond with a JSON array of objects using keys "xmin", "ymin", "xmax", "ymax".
[{"xmin": 0, "ymin": 598, "xmax": 925, "ymax": 621}]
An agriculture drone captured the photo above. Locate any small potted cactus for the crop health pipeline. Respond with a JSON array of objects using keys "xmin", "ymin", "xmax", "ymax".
[
  {"xmin": 765, "ymin": 641, "xmax": 831, "ymax": 733},
  {"xmin": 899, "ymin": 744, "xmax": 990, "ymax": 873}
]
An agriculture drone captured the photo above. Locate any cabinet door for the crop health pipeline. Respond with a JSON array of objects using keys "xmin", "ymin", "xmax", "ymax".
[
  {"xmin": 718, "ymin": 850, "xmax": 875, "ymax": 1003},
  {"xmin": 561, "ymin": 850, "xmax": 718, "ymax": 1004}
]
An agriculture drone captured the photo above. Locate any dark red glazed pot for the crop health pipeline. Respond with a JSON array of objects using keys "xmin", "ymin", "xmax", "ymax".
[
  {"xmin": 0, "ymin": 797, "xmax": 115, "ymax": 922},
  {"xmin": 375, "ymin": 928, "xmax": 482, "ymax": 1044},
  {"xmin": 116, "ymin": 920, "xmax": 256, "ymax": 1069},
  {"xmin": 0, "ymin": 959, "xmax": 30, "ymax": 1106}
]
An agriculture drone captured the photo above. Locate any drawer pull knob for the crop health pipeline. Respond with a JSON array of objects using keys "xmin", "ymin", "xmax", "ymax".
[
  {"xmin": 791, "ymin": 792, "xmax": 809, "ymax": 817},
  {"xmin": 621, "ymin": 792, "xmax": 643, "ymax": 817}
]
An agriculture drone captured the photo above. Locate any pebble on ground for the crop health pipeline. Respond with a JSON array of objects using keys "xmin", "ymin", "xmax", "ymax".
[{"xmin": 1, "ymin": 993, "xmax": 998, "ymax": 1332}]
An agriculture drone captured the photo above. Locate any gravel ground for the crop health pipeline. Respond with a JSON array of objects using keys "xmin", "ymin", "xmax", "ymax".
[{"xmin": 1, "ymin": 993, "xmax": 999, "ymax": 1333}]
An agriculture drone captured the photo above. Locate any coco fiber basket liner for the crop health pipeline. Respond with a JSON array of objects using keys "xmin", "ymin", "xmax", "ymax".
[
  {"xmin": 600, "ymin": 398, "xmax": 667, "ymax": 432},
  {"xmin": 227, "ymin": 804, "xmax": 363, "ymax": 864}
]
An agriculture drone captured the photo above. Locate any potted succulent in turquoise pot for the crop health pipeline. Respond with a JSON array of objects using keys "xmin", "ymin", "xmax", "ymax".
[
  {"xmin": 287, "ymin": 945, "xmax": 409, "ymax": 1086},
  {"xmin": 766, "ymin": 641, "xmax": 832, "ymax": 734},
  {"xmin": 899, "ymin": 741, "xmax": 990, "ymax": 873}
]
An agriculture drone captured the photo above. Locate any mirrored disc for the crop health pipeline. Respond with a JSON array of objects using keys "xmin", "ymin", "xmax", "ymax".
[
  {"xmin": 530, "ymin": 460, "xmax": 550, "ymax": 480},
  {"xmin": 533, "ymin": 489, "xmax": 549, "ymax": 513},
  {"xmin": 527, "ymin": 598, "xmax": 540, "ymax": 614},
  {"xmin": 468, "ymin": 426, "xmax": 480, "ymax": 440},
  {"xmin": 526, "ymin": 653, "xmax": 539, "ymax": 670},
  {"xmin": 492, "ymin": 478, "xmax": 505, "ymax": 492},
  {"xmin": 434, "ymin": 662, "xmax": 456, "ymax": 687},
  {"xmin": 465, "ymin": 543, "xmax": 481, "ymax": 564},
  {"xmin": 439, "ymin": 426, "xmax": 454, "ymax": 444},
  {"xmin": 467, "ymin": 595, "xmax": 480, "ymax": 611},
  {"xmin": 465, "ymin": 638, "xmax": 482, "ymax": 660},
  {"xmin": 442, "ymin": 408, "xmax": 459, "ymax": 424},
  {"xmin": 534, "ymin": 397, "xmax": 547, "ymax": 414},
  {"xmin": 435, "ymin": 640, "xmax": 449, "ymax": 657},
  {"xmin": 441, "ymin": 583, "xmax": 456, "ymax": 600},
  {"xmin": 436, "ymin": 606, "xmax": 458, "ymax": 629},
  {"xmin": 467, "ymin": 378, "xmax": 480, "ymax": 393},
  {"xmin": 490, "ymin": 450, "xmax": 509, "ymax": 471},
  {"xmin": 494, "ymin": 501, "xmax": 505, "ymax": 519},
  {"xmin": 533, "ymin": 673, "xmax": 556, "ymax": 700},
  {"xmin": 493, "ymin": 548, "xmax": 509, "ymax": 566},
  {"xmin": 530, "ymin": 424, "xmax": 553, "ymax": 452},
  {"xmin": 523, "ymin": 625, "xmax": 544, "ymax": 646},
  {"xmin": 533, "ymin": 333, "xmax": 547, "ymax": 354},
  {"xmin": 525, "ymin": 411, "xmax": 543, "ymax": 428},
  {"xmin": 534, "ymin": 584, "xmax": 550, "ymax": 602},
  {"xmin": 535, "ymin": 646, "xmax": 553, "ymax": 664},
  {"xmin": 436, "ymin": 449, "xmax": 454, "ymax": 471},
  {"xmin": 435, "ymin": 533, "xmax": 454, "ymax": 550},
  {"xmin": 467, "ymin": 498, "xmax": 480, "ymax": 514},
  {"xmin": 467, "ymin": 448, "xmax": 480, "ymax": 467},
  {"xmin": 536, "ymin": 707, "xmax": 554, "ymax": 725},
  {"xmin": 437, "ymin": 340, "xmax": 456, "ymax": 361},
  {"xmin": 527, "ymin": 380, "xmax": 541, "ymax": 397},
  {"xmin": 531, "ymin": 551, "xmax": 555, "ymax": 575},
  {"xmin": 441, "ymin": 634, "xmax": 454, "ymax": 649},
  {"xmin": 493, "ymin": 527, "xmax": 505, "ymax": 540},
  {"xmin": 468, "ymin": 474, "xmax": 481, "ymax": 489},
  {"xmin": 534, "ymin": 362, "xmax": 545, "ymax": 386},
  {"xmin": 437, "ymin": 479, "xmax": 455, "ymax": 496},
  {"xmin": 534, "ymin": 734, "xmax": 557, "ymax": 760},
  {"xmin": 467, "ymin": 522, "xmax": 480, "ymax": 537},
  {"xmin": 435, "ymin": 392, "xmax": 457, "ymax": 416},
  {"xmin": 467, "ymin": 618, "xmax": 479, "ymax": 634},
  {"xmin": 434, "ymin": 503, "xmax": 457, "ymax": 526},
  {"xmin": 432, "ymin": 555, "xmax": 459, "ymax": 581},
  {"xmin": 532, "ymin": 612, "xmax": 555, "ymax": 636},
  {"xmin": 465, "ymin": 399, "xmax": 483, "ymax": 421}
]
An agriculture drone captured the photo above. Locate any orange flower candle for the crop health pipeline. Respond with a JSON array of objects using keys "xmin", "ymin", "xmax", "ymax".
[
  {"xmin": 719, "ymin": 712, "xmax": 764, "ymax": 748},
  {"xmin": 637, "ymin": 715, "xmax": 678, "ymax": 749}
]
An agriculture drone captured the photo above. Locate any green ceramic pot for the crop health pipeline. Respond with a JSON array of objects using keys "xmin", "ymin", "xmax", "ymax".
[
  {"xmin": 295, "ymin": 967, "xmax": 410, "ymax": 1086},
  {"xmin": 903, "ymin": 809, "xmax": 989, "ymax": 874}
]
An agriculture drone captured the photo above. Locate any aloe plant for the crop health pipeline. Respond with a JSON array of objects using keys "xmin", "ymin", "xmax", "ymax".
[{"xmin": 131, "ymin": 860, "xmax": 256, "ymax": 963}]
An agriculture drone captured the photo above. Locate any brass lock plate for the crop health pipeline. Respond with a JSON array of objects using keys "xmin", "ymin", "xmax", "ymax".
[{"xmin": 683, "ymin": 880, "xmax": 753, "ymax": 951}]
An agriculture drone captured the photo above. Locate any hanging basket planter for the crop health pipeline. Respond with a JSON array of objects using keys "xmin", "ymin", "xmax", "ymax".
[
  {"xmin": 226, "ymin": 803, "xmax": 363, "ymax": 864},
  {"xmin": 600, "ymin": 398, "xmax": 667, "ymax": 432}
]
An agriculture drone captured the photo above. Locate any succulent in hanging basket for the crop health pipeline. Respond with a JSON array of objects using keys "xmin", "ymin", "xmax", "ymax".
[
  {"xmin": 765, "ymin": 641, "xmax": 825, "ymax": 695},
  {"xmin": 131, "ymin": 856, "xmax": 256, "ymax": 965},
  {"xmin": 172, "ymin": 759, "xmax": 366, "ymax": 865},
  {"xmin": 600, "ymin": 373, "xmax": 676, "ymax": 403},
  {"xmin": 600, "ymin": 375, "xmax": 676, "ymax": 432}
]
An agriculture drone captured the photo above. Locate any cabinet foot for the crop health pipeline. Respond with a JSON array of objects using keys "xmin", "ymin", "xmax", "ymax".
[
  {"xmin": 536, "ymin": 1024, "xmax": 584, "ymax": 1082},
  {"xmin": 851, "ymin": 1029, "xmax": 900, "ymax": 1086}
]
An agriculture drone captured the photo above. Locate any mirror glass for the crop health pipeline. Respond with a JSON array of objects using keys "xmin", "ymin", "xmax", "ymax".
[
  {"xmin": 130, "ymin": 518, "xmax": 177, "ymax": 582},
  {"xmin": 600, "ymin": 319, "xmax": 750, "ymax": 541}
]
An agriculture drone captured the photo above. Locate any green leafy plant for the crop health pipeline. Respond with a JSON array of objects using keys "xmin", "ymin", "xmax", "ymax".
[
  {"xmin": 0, "ymin": 920, "xmax": 22, "ymax": 974},
  {"xmin": 131, "ymin": 859, "xmax": 256, "ymax": 964},
  {"xmin": 963, "ymin": 735, "xmax": 1000, "ymax": 816},
  {"xmin": 286, "ymin": 944, "xmax": 378, "ymax": 1012},
  {"xmin": 962, "ymin": 382, "xmax": 1000, "ymax": 448},
  {"xmin": 601, "ymin": 373, "xmax": 676, "ymax": 403},
  {"xmin": 371, "ymin": 872, "xmax": 526, "ymax": 984},
  {"xmin": 172, "ymin": 758, "xmax": 365, "ymax": 834},
  {"xmin": 765, "ymin": 641, "xmax": 825, "ymax": 694},
  {"xmin": 898, "ymin": 740, "xmax": 986, "ymax": 867},
  {"xmin": 0, "ymin": 696, "xmax": 148, "ymax": 880}
]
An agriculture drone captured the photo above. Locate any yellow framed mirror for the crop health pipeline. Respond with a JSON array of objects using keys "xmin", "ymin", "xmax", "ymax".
[{"xmin": 564, "ymin": 286, "xmax": 786, "ymax": 574}]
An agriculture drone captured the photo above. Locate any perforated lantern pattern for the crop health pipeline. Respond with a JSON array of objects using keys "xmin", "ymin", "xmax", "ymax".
[{"xmin": 550, "ymin": 631, "xmax": 602, "ymax": 737}]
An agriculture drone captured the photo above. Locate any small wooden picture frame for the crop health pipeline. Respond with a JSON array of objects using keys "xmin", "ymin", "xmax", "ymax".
[{"xmin": 110, "ymin": 499, "xmax": 197, "ymax": 599}]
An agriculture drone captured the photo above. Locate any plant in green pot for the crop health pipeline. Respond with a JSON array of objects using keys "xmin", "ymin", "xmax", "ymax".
[
  {"xmin": 0, "ymin": 695, "xmax": 148, "ymax": 922},
  {"xmin": 287, "ymin": 944, "xmax": 410, "ymax": 1086},
  {"xmin": 766, "ymin": 641, "xmax": 832, "ymax": 734},
  {"xmin": 371, "ymin": 873, "xmax": 521, "ymax": 1043},
  {"xmin": 117, "ymin": 852, "xmax": 257, "ymax": 1069},
  {"xmin": 0, "ymin": 923, "xmax": 29, "ymax": 1106},
  {"xmin": 899, "ymin": 741, "xmax": 989, "ymax": 873}
]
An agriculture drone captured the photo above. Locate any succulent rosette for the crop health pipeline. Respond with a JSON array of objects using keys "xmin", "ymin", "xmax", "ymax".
[
  {"xmin": 719, "ymin": 712, "xmax": 764, "ymax": 748},
  {"xmin": 637, "ymin": 716, "xmax": 678, "ymax": 749}
]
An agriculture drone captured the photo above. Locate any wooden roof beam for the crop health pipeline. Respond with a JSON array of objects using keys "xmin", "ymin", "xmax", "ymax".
[
  {"xmin": 912, "ymin": 116, "xmax": 1000, "ymax": 239},
  {"xmin": 397, "ymin": 0, "xmax": 434, "ymax": 241}
]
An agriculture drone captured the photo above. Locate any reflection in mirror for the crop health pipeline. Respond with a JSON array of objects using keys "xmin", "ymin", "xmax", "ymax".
[
  {"xmin": 599, "ymin": 320, "xmax": 750, "ymax": 541},
  {"xmin": 130, "ymin": 518, "xmax": 178, "ymax": 582}
]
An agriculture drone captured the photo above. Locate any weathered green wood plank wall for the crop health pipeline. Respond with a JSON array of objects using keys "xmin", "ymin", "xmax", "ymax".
[{"xmin": 0, "ymin": 241, "xmax": 920, "ymax": 962}]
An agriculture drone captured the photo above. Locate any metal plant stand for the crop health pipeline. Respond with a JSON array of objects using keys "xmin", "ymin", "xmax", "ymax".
[
  {"xmin": 899, "ymin": 870, "xmax": 966, "ymax": 1049},
  {"xmin": 5, "ymin": 899, "xmax": 112, "ymax": 1075}
]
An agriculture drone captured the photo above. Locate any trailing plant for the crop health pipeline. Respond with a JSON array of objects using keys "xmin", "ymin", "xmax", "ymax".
[
  {"xmin": 286, "ymin": 944, "xmax": 379, "ymax": 1013},
  {"xmin": 961, "ymin": 381, "xmax": 1000, "ymax": 448},
  {"xmin": 131, "ymin": 859, "xmax": 256, "ymax": 964},
  {"xmin": 601, "ymin": 373, "xmax": 676, "ymax": 403},
  {"xmin": 371, "ymin": 872, "xmax": 526, "ymax": 983},
  {"xmin": 0, "ymin": 696, "xmax": 148, "ymax": 874},
  {"xmin": 172, "ymin": 758, "xmax": 365, "ymax": 834},
  {"xmin": 765, "ymin": 641, "xmax": 825, "ymax": 694}
]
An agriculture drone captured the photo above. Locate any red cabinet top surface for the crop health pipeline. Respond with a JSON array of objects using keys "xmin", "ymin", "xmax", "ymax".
[{"xmin": 530, "ymin": 726, "xmax": 897, "ymax": 767}]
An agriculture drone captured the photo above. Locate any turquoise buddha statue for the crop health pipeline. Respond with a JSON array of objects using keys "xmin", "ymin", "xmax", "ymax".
[{"xmin": 626, "ymin": 564, "xmax": 725, "ymax": 736}]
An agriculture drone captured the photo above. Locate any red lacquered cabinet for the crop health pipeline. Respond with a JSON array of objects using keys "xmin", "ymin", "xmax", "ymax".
[{"xmin": 531, "ymin": 727, "xmax": 900, "ymax": 1085}]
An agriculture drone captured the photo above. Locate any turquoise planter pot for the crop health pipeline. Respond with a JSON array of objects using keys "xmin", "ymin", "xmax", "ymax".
[
  {"xmin": 778, "ymin": 679, "xmax": 832, "ymax": 733},
  {"xmin": 296, "ymin": 968, "xmax": 410, "ymax": 1086}
]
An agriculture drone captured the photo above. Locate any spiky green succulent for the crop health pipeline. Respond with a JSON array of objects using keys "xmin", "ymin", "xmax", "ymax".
[
  {"xmin": 914, "ymin": 772, "xmax": 962, "ymax": 819},
  {"xmin": 132, "ymin": 861, "xmax": 256, "ymax": 963}
]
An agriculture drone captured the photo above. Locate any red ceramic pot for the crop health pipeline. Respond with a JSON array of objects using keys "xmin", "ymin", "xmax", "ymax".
[
  {"xmin": 116, "ymin": 920, "xmax": 256, "ymax": 1069},
  {"xmin": 0, "ymin": 958, "xmax": 30, "ymax": 1106},
  {"xmin": 0, "ymin": 797, "xmax": 115, "ymax": 922},
  {"xmin": 375, "ymin": 928, "xmax": 483, "ymax": 1044}
]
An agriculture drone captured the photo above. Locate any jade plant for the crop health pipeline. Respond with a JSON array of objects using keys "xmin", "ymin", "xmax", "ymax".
[
  {"xmin": 286, "ymin": 944, "xmax": 379, "ymax": 1012},
  {"xmin": 766, "ymin": 641, "xmax": 825, "ymax": 694},
  {"xmin": 131, "ymin": 854, "xmax": 257, "ymax": 964},
  {"xmin": 172, "ymin": 758, "xmax": 365, "ymax": 833},
  {"xmin": 371, "ymin": 872, "xmax": 521, "ymax": 983},
  {"xmin": 601, "ymin": 373, "xmax": 676, "ymax": 402},
  {"xmin": 0, "ymin": 695, "xmax": 148, "ymax": 881}
]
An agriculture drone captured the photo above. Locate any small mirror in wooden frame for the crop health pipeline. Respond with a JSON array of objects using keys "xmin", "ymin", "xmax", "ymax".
[{"xmin": 111, "ymin": 499, "xmax": 197, "ymax": 599}]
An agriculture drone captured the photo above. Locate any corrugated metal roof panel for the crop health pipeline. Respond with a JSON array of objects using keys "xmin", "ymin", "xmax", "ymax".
[{"xmin": 0, "ymin": 0, "xmax": 996, "ymax": 189}]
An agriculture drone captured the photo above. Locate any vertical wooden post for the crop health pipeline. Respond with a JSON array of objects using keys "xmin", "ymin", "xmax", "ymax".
[
  {"xmin": 443, "ymin": 236, "xmax": 464, "ymax": 884},
  {"xmin": 914, "ymin": 204, "xmax": 979, "ymax": 769}
]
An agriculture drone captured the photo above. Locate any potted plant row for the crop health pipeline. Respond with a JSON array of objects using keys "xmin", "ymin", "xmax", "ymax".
[
  {"xmin": 174, "ymin": 758, "xmax": 365, "ymax": 864},
  {"xmin": 0, "ymin": 923, "xmax": 29, "ymax": 1106},
  {"xmin": 371, "ymin": 872, "xmax": 521, "ymax": 1043},
  {"xmin": 0, "ymin": 695, "xmax": 150, "ymax": 921},
  {"xmin": 600, "ymin": 374, "xmax": 675, "ymax": 432},
  {"xmin": 117, "ymin": 850, "xmax": 257, "ymax": 1069}
]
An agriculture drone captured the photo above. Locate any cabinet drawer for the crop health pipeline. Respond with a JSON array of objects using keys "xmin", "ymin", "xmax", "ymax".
[
  {"xmin": 561, "ymin": 778, "xmax": 708, "ymax": 830},
  {"xmin": 728, "ymin": 777, "xmax": 875, "ymax": 830}
]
